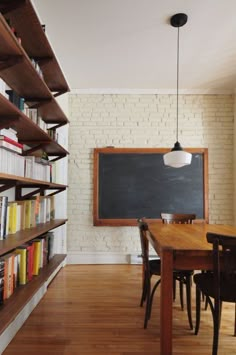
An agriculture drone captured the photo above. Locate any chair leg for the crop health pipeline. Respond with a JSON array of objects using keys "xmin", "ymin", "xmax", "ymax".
[
  {"xmin": 143, "ymin": 280, "xmax": 151, "ymax": 329},
  {"xmin": 195, "ymin": 286, "xmax": 201, "ymax": 335},
  {"xmin": 140, "ymin": 276, "xmax": 147, "ymax": 307},
  {"xmin": 148, "ymin": 279, "xmax": 161, "ymax": 320},
  {"xmin": 234, "ymin": 303, "xmax": 236, "ymax": 337},
  {"xmin": 212, "ymin": 300, "xmax": 220, "ymax": 355},
  {"xmin": 173, "ymin": 277, "xmax": 176, "ymax": 301},
  {"xmin": 186, "ymin": 275, "xmax": 193, "ymax": 330},
  {"xmin": 179, "ymin": 279, "xmax": 184, "ymax": 310}
]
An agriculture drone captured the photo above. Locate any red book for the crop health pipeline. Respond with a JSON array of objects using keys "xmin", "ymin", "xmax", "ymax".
[
  {"xmin": 21, "ymin": 243, "xmax": 34, "ymax": 281},
  {"xmin": 0, "ymin": 135, "xmax": 23, "ymax": 149}
]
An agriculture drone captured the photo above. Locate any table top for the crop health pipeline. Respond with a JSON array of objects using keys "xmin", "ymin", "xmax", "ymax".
[{"xmin": 147, "ymin": 222, "xmax": 236, "ymax": 253}]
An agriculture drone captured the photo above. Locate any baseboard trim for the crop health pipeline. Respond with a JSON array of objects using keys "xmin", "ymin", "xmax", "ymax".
[{"xmin": 67, "ymin": 252, "xmax": 133, "ymax": 264}]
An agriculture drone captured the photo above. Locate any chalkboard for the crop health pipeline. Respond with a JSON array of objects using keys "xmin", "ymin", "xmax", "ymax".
[{"xmin": 93, "ymin": 148, "xmax": 208, "ymax": 226}]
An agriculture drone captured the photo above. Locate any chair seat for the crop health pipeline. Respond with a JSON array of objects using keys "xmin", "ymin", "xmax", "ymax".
[
  {"xmin": 149, "ymin": 259, "xmax": 161, "ymax": 275},
  {"xmin": 194, "ymin": 272, "xmax": 236, "ymax": 303}
]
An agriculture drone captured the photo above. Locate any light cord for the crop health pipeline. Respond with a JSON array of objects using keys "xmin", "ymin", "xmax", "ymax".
[{"xmin": 176, "ymin": 26, "xmax": 179, "ymax": 142}]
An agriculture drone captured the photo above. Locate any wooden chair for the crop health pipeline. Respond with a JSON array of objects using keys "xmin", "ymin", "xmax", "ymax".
[
  {"xmin": 138, "ymin": 218, "xmax": 161, "ymax": 328},
  {"xmin": 194, "ymin": 232, "xmax": 236, "ymax": 355},
  {"xmin": 138, "ymin": 216, "xmax": 195, "ymax": 329},
  {"xmin": 161, "ymin": 213, "xmax": 196, "ymax": 330}
]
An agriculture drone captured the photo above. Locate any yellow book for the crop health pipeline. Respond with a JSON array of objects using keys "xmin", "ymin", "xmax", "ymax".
[
  {"xmin": 8, "ymin": 202, "xmax": 17, "ymax": 234},
  {"xmin": 32, "ymin": 240, "xmax": 41, "ymax": 276},
  {"xmin": 25, "ymin": 200, "xmax": 31, "ymax": 229},
  {"xmin": 16, "ymin": 200, "xmax": 26, "ymax": 230},
  {"xmin": 15, "ymin": 247, "xmax": 27, "ymax": 285},
  {"xmin": 30, "ymin": 199, "xmax": 36, "ymax": 228}
]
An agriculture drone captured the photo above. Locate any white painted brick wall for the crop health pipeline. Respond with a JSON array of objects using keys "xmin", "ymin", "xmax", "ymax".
[{"xmin": 67, "ymin": 93, "xmax": 234, "ymax": 263}]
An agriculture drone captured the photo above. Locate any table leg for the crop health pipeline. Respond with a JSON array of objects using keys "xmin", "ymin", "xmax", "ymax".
[{"xmin": 160, "ymin": 247, "xmax": 174, "ymax": 355}]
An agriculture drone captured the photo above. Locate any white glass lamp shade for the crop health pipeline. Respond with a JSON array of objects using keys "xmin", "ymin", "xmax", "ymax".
[{"xmin": 163, "ymin": 142, "xmax": 192, "ymax": 168}]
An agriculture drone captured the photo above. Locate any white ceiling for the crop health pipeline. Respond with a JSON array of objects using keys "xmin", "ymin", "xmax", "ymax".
[{"xmin": 33, "ymin": 0, "xmax": 236, "ymax": 93}]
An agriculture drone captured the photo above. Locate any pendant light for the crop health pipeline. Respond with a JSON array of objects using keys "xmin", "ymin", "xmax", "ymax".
[{"xmin": 163, "ymin": 13, "xmax": 192, "ymax": 168}]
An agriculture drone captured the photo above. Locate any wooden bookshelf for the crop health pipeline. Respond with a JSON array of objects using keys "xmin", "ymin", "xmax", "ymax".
[
  {"xmin": 0, "ymin": 219, "xmax": 67, "ymax": 255},
  {"xmin": 0, "ymin": 0, "xmax": 69, "ymax": 95},
  {"xmin": 0, "ymin": 93, "xmax": 68, "ymax": 158},
  {"xmin": 0, "ymin": 1, "xmax": 69, "ymax": 349},
  {"xmin": 0, "ymin": 14, "xmax": 69, "ymax": 125},
  {"xmin": 0, "ymin": 254, "xmax": 66, "ymax": 335}
]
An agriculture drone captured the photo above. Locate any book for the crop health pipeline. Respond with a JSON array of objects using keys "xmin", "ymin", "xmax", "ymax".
[
  {"xmin": 50, "ymin": 195, "xmax": 55, "ymax": 220},
  {"xmin": 21, "ymin": 242, "xmax": 34, "ymax": 282},
  {"xmin": 15, "ymin": 247, "xmax": 27, "ymax": 285},
  {"xmin": 0, "ymin": 135, "xmax": 23, "ymax": 149},
  {"xmin": 0, "ymin": 196, "xmax": 8, "ymax": 239},
  {"xmin": 8, "ymin": 201, "xmax": 18, "ymax": 234},
  {"xmin": 0, "ymin": 140, "xmax": 22, "ymax": 154},
  {"xmin": 0, "ymin": 258, "xmax": 4, "ymax": 304},
  {"xmin": 16, "ymin": 200, "xmax": 26, "ymax": 230},
  {"xmin": 6, "ymin": 253, "xmax": 14, "ymax": 298},
  {"xmin": 47, "ymin": 231, "xmax": 55, "ymax": 261},
  {"xmin": 32, "ymin": 239, "xmax": 41, "ymax": 276},
  {"xmin": 13, "ymin": 251, "xmax": 20, "ymax": 289},
  {"xmin": 0, "ymin": 128, "xmax": 18, "ymax": 141},
  {"xmin": 25, "ymin": 200, "xmax": 31, "ymax": 229},
  {"xmin": 1, "ymin": 253, "xmax": 14, "ymax": 299}
]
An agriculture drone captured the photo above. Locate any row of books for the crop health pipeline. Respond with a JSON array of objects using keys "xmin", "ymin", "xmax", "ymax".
[
  {"xmin": 0, "ymin": 231, "xmax": 55, "ymax": 304},
  {"xmin": 24, "ymin": 107, "xmax": 47, "ymax": 132},
  {"xmin": 0, "ymin": 195, "xmax": 55, "ymax": 240},
  {"xmin": 0, "ymin": 144, "xmax": 51, "ymax": 181},
  {"xmin": 0, "ymin": 84, "xmax": 48, "ymax": 134}
]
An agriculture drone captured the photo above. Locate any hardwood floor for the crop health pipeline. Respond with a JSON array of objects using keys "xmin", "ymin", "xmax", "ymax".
[{"xmin": 3, "ymin": 265, "xmax": 236, "ymax": 354}]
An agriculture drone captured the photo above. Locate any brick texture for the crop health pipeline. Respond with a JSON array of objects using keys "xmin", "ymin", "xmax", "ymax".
[{"xmin": 68, "ymin": 94, "xmax": 234, "ymax": 260}]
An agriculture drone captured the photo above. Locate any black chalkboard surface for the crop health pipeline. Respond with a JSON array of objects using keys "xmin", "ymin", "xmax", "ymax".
[{"xmin": 93, "ymin": 148, "xmax": 208, "ymax": 226}]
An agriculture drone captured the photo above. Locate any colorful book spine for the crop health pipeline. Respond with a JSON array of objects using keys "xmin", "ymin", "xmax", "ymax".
[
  {"xmin": 32, "ymin": 240, "xmax": 41, "ymax": 276},
  {"xmin": 8, "ymin": 201, "xmax": 17, "ymax": 234},
  {"xmin": 0, "ymin": 258, "xmax": 4, "ymax": 304}
]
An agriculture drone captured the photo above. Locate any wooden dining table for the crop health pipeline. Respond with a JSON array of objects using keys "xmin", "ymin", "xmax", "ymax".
[{"xmin": 146, "ymin": 222, "xmax": 236, "ymax": 355}]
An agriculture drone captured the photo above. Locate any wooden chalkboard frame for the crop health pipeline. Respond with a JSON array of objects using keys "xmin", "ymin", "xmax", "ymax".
[{"xmin": 93, "ymin": 147, "xmax": 209, "ymax": 226}]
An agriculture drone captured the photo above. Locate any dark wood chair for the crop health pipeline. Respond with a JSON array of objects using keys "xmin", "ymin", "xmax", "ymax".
[
  {"xmin": 138, "ymin": 218, "xmax": 161, "ymax": 328},
  {"xmin": 138, "ymin": 215, "xmax": 195, "ymax": 329},
  {"xmin": 194, "ymin": 232, "xmax": 236, "ymax": 355},
  {"xmin": 161, "ymin": 213, "xmax": 196, "ymax": 330}
]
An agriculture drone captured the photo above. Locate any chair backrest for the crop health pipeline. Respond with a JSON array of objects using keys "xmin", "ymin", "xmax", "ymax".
[
  {"xmin": 137, "ymin": 218, "xmax": 150, "ymax": 272},
  {"xmin": 161, "ymin": 213, "xmax": 196, "ymax": 224},
  {"xmin": 206, "ymin": 232, "xmax": 236, "ymax": 303}
]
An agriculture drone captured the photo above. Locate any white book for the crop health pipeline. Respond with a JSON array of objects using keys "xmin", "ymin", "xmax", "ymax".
[{"xmin": 0, "ymin": 141, "xmax": 22, "ymax": 154}]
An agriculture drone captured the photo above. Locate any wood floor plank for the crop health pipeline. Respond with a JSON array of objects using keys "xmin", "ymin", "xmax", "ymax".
[{"xmin": 3, "ymin": 265, "xmax": 236, "ymax": 354}]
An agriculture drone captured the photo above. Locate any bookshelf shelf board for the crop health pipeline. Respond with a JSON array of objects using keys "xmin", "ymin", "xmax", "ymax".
[
  {"xmin": 0, "ymin": 254, "xmax": 66, "ymax": 335},
  {"xmin": 0, "ymin": 172, "xmax": 67, "ymax": 188},
  {"xmin": 0, "ymin": 93, "xmax": 68, "ymax": 155},
  {"xmin": 0, "ymin": 15, "xmax": 69, "ymax": 124},
  {"xmin": 0, "ymin": 219, "xmax": 67, "ymax": 255},
  {"xmin": 0, "ymin": 1, "xmax": 69, "ymax": 95}
]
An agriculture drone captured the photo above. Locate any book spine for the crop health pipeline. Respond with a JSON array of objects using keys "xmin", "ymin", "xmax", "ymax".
[
  {"xmin": 15, "ymin": 249, "xmax": 27, "ymax": 285},
  {"xmin": 0, "ymin": 196, "xmax": 8, "ymax": 239},
  {"xmin": 0, "ymin": 259, "xmax": 4, "ymax": 305}
]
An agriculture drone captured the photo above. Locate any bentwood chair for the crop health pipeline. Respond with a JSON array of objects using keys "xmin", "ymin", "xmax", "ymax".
[
  {"xmin": 194, "ymin": 232, "xmax": 236, "ymax": 355},
  {"xmin": 138, "ymin": 216, "xmax": 195, "ymax": 329},
  {"xmin": 161, "ymin": 213, "xmax": 196, "ymax": 330},
  {"xmin": 138, "ymin": 218, "xmax": 161, "ymax": 328}
]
